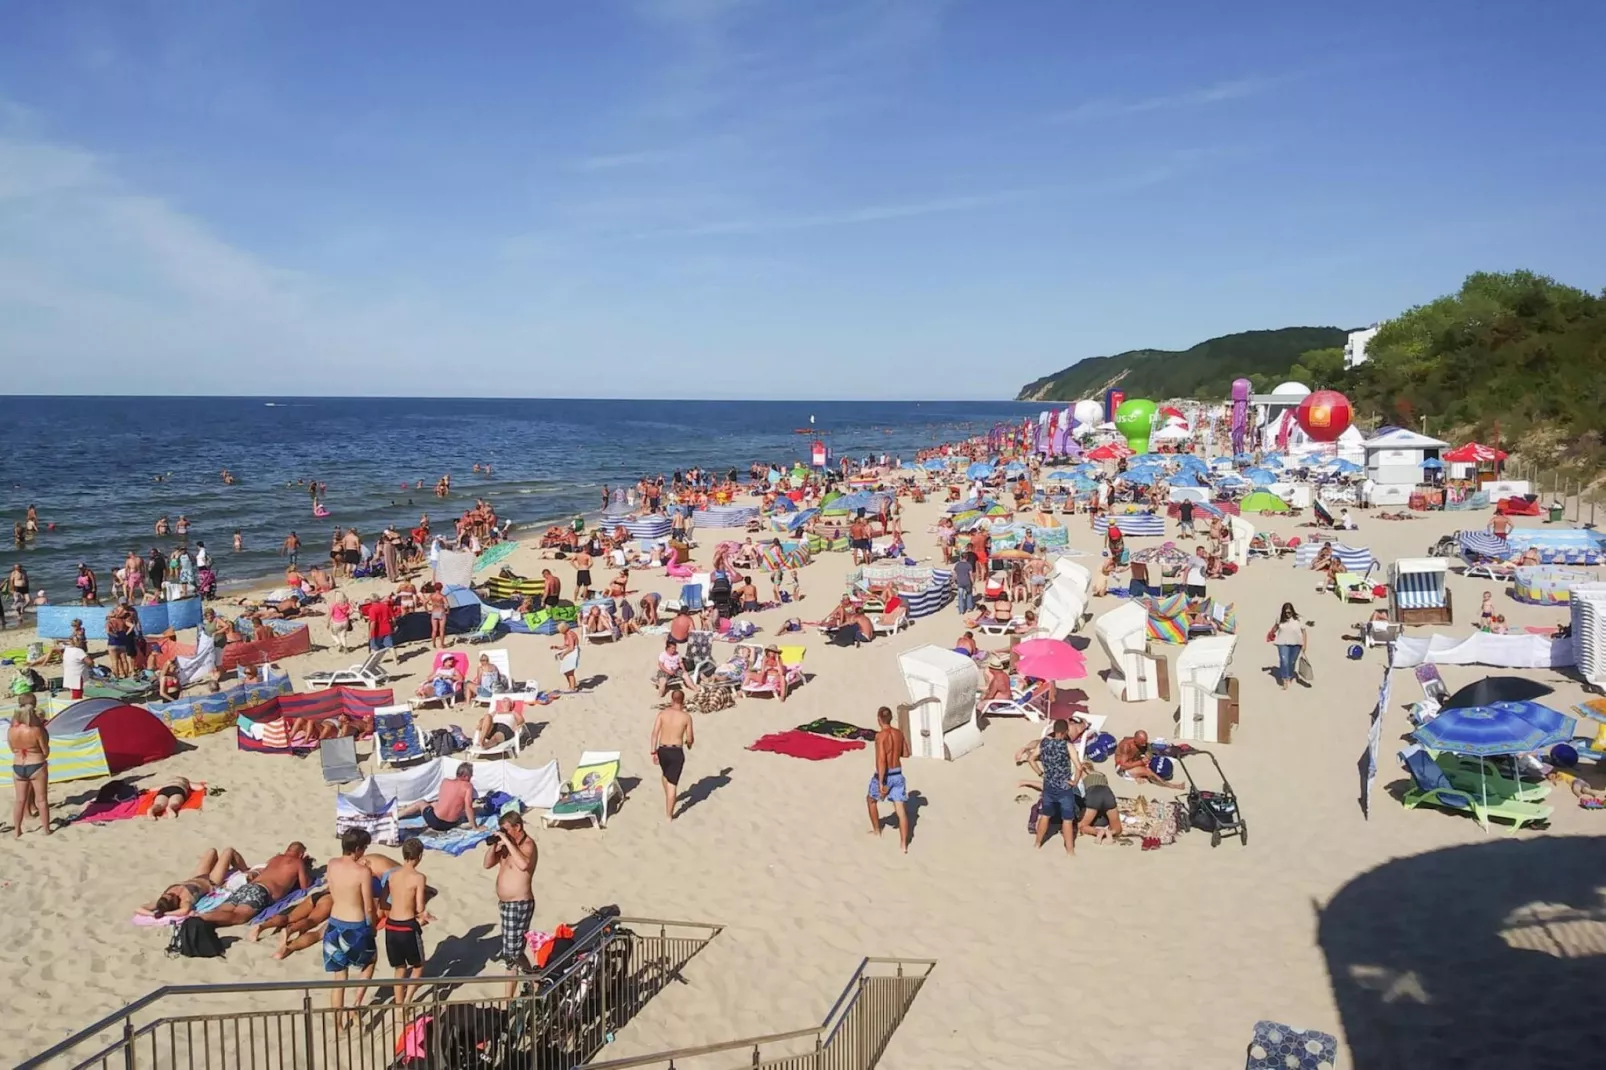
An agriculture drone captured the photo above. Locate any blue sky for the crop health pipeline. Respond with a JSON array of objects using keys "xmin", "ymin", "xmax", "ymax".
[{"xmin": 3, "ymin": 0, "xmax": 1603, "ymax": 399}]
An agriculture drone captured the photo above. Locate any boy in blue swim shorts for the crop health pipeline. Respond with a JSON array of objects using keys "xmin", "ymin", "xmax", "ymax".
[{"xmin": 324, "ymin": 828, "xmax": 379, "ymax": 1030}]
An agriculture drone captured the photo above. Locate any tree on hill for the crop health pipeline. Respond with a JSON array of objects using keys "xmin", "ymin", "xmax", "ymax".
[{"xmin": 1347, "ymin": 271, "xmax": 1606, "ymax": 458}]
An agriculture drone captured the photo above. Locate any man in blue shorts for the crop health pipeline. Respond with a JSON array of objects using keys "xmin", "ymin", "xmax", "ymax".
[{"xmin": 866, "ymin": 707, "xmax": 912, "ymax": 853}]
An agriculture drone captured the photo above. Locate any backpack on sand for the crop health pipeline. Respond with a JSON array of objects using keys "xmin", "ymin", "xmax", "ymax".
[{"xmin": 168, "ymin": 917, "xmax": 226, "ymax": 959}]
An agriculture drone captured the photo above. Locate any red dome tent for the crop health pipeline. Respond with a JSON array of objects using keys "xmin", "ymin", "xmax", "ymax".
[{"xmin": 48, "ymin": 699, "xmax": 178, "ymax": 775}]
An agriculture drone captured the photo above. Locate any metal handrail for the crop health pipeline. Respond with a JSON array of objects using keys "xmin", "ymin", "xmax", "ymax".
[
  {"xmin": 19, "ymin": 916, "xmax": 722, "ymax": 1069},
  {"xmin": 585, "ymin": 956, "xmax": 936, "ymax": 1070}
]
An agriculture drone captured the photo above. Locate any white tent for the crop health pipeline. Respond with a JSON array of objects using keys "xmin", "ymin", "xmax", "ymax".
[
  {"xmin": 1151, "ymin": 424, "xmax": 1190, "ymax": 443},
  {"xmin": 433, "ymin": 549, "xmax": 476, "ymax": 589},
  {"xmin": 897, "ymin": 645, "xmax": 982, "ymax": 760}
]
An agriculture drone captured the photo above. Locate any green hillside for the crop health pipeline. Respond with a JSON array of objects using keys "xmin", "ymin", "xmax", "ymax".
[{"xmin": 1016, "ymin": 326, "xmax": 1350, "ymax": 402}]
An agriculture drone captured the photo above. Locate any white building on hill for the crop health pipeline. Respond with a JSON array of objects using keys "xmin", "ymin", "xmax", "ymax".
[{"xmin": 1345, "ymin": 325, "xmax": 1380, "ymax": 369}]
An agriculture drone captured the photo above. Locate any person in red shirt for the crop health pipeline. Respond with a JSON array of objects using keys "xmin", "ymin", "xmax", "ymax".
[{"xmin": 361, "ymin": 597, "xmax": 397, "ymax": 653}]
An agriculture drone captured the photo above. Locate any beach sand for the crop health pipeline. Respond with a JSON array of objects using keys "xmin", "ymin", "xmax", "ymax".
[{"xmin": 5, "ymin": 493, "xmax": 1604, "ymax": 1067}]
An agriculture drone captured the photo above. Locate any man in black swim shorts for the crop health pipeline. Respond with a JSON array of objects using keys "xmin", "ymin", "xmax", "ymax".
[{"xmin": 650, "ymin": 689, "xmax": 695, "ymax": 821}]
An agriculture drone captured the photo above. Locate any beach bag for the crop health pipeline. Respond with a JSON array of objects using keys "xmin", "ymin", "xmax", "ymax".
[
  {"xmin": 427, "ymin": 728, "xmax": 459, "ymax": 757},
  {"xmin": 168, "ymin": 917, "xmax": 225, "ymax": 959}
]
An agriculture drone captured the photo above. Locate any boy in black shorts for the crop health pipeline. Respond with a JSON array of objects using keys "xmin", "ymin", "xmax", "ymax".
[{"xmin": 383, "ymin": 839, "xmax": 433, "ymax": 1006}]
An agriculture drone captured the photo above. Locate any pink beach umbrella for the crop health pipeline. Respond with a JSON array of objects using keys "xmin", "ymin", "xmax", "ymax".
[{"xmin": 1012, "ymin": 638, "xmax": 1087, "ymax": 681}]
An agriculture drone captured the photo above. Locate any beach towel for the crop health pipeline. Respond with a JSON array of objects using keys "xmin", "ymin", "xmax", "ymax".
[
  {"xmin": 250, "ymin": 883, "xmax": 325, "ymax": 927},
  {"xmin": 796, "ymin": 718, "xmax": 878, "ymax": 742},
  {"xmin": 77, "ymin": 784, "xmax": 206, "ymax": 824},
  {"xmin": 747, "ymin": 730, "xmax": 865, "ymax": 760},
  {"xmin": 405, "ymin": 822, "xmax": 496, "ymax": 856}
]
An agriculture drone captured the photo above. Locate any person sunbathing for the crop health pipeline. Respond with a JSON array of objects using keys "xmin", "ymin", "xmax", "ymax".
[
  {"xmin": 138, "ymin": 846, "xmax": 253, "ymax": 919},
  {"xmin": 819, "ymin": 596, "xmax": 855, "ymax": 632},
  {"xmin": 200, "ymin": 843, "xmax": 311, "ymax": 927},
  {"xmin": 743, "ymin": 646, "xmax": 790, "ymax": 700},
  {"xmin": 416, "ymin": 663, "xmax": 463, "ymax": 708},
  {"xmin": 1013, "ymin": 609, "xmax": 1038, "ymax": 634},
  {"xmin": 148, "ymin": 776, "xmax": 195, "ymax": 819},
  {"xmin": 978, "ymin": 657, "xmax": 1013, "ymax": 708},
  {"xmin": 582, "ymin": 603, "xmax": 607, "ymax": 636},
  {"xmin": 963, "ymin": 603, "xmax": 997, "ymax": 629},
  {"xmin": 287, "ymin": 714, "xmax": 357, "ymax": 747},
  {"xmin": 607, "ymin": 570, "xmax": 629, "ymax": 599},
  {"xmin": 476, "ymin": 697, "xmax": 525, "ymax": 747},
  {"xmin": 955, "ymin": 631, "xmax": 978, "ymax": 657}
]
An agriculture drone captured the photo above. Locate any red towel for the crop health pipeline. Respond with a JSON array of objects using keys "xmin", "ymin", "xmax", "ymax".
[{"xmin": 747, "ymin": 730, "xmax": 865, "ymax": 760}]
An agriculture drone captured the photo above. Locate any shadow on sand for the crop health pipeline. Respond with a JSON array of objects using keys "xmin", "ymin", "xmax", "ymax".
[{"xmin": 1317, "ymin": 835, "xmax": 1606, "ymax": 1068}]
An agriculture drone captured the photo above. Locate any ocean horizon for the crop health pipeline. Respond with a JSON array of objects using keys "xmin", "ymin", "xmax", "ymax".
[{"xmin": 3, "ymin": 396, "xmax": 1038, "ymax": 598}]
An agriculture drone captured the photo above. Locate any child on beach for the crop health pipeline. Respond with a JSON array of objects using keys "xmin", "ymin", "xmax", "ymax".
[{"xmin": 1480, "ymin": 591, "xmax": 1494, "ymax": 628}]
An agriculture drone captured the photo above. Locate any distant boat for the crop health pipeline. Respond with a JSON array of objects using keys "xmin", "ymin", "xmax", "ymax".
[{"xmin": 264, "ymin": 402, "xmax": 277, "ymax": 407}]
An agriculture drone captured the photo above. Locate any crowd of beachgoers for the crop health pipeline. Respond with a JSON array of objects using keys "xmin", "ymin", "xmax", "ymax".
[{"xmin": 6, "ymin": 421, "xmax": 1603, "ymax": 1066}]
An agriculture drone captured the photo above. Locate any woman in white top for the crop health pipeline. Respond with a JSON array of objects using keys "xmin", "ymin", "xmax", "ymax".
[{"xmin": 1270, "ymin": 602, "xmax": 1307, "ymax": 691}]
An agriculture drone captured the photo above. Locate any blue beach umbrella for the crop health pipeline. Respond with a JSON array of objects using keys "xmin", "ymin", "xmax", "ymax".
[
  {"xmin": 1169, "ymin": 472, "xmax": 1203, "ymax": 488},
  {"xmin": 1233, "ymin": 453, "xmax": 1255, "ymax": 464},
  {"xmin": 1003, "ymin": 460, "xmax": 1027, "ymax": 474},
  {"xmin": 1045, "ymin": 471, "xmax": 1079, "ymax": 482},
  {"xmin": 1414, "ymin": 704, "xmax": 1575, "ymax": 758},
  {"xmin": 1242, "ymin": 467, "xmax": 1277, "ymax": 485},
  {"xmin": 967, "ymin": 462, "xmax": 995, "ymax": 479},
  {"xmin": 923, "ymin": 459, "xmax": 948, "ymax": 471},
  {"xmin": 1327, "ymin": 458, "xmax": 1362, "ymax": 474},
  {"xmin": 1421, "ymin": 458, "xmax": 1445, "ymax": 470}
]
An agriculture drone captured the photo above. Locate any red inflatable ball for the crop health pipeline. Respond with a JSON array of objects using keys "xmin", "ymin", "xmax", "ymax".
[{"xmin": 1296, "ymin": 390, "xmax": 1352, "ymax": 442}]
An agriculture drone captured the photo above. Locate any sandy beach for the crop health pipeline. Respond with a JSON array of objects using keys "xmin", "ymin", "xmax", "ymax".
[{"xmin": 6, "ymin": 490, "xmax": 1605, "ymax": 1068}]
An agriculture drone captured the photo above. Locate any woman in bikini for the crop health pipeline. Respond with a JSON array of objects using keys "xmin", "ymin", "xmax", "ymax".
[
  {"xmin": 426, "ymin": 586, "xmax": 449, "ymax": 650},
  {"xmin": 8, "ymin": 696, "xmax": 49, "ymax": 837},
  {"xmin": 137, "ymin": 846, "xmax": 253, "ymax": 918}
]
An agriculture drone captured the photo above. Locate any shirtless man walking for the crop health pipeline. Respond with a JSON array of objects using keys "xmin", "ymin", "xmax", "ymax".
[
  {"xmin": 201, "ymin": 842, "xmax": 311, "ymax": 927},
  {"xmin": 282, "ymin": 531, "xmax": 301, "ymax": 568},
  {"xmin": 650, "ymin": 688, "xmax": 695, "ymax": 820},
  {"xmin": 866, "ymin": 706, "xmax": 912, "ymax": 853},
  {"xmin": 483, "ymin": 811, "xmax": 537, "ymax": 994},
  {"xmin": 324, "ymin": 828, "xmax": 379, "ymax": 1030}
]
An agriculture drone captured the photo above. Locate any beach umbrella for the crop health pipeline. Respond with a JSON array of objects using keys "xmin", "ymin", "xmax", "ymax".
[
  {"xmin": 1169, "ymin": 472, "xmax": 1203, "ymax": 488},
  {"xmin": 1327, "ymin": 458, "xmax": 1362, "ymax": 474},
  {"xmin": 1131, "ymin": 544, "xmax": 1190, "ymax": 565},
  {"xmin": 1003, "ymin": 460, "xmax": 1027, "ymax": 474},
  {"xmin": 1242, "ymin": 467, "xmax": 1277, "ymax": 485},
  {"xmin": 1457, "ymin": 531, "xmax": 1511, "ymax": 559},
  {"xmin": 1217, "ymin": 473, "xmax": 1245, "ymax": 486},
  {"xmin": 1012, "ymin": 638, "xmax": 1087, "ymax": 681},
  {"xmin": 1121, "ymin": 469, "xmax": 1157, "ymax": 487},
  {"xmin": 1444, "ymin": 442, "xmax": 1508, "ymax": 464},
  {"xmin": 1441, "ymin": 677, "xmax": 1555, "ymax": 711},
  {"xmin": 1232, "ymin": 453, "xmax": 1254, "ymax": 464},
  {"xmin": 923, "ymin": 459, "xmax": 947, "ymax": 471},
  {"xmin": 1421, "ymin": 458, "xmax": 1445, "ymax": 470},
  {"xmin": 473, "ymin": 541, "xmax": 520, "ymax": 573},
  {"xmin": 967, "ymin": 462, "xmax": 995, "ymax": 479},
  {"xmin": 1045, "ymin": 471, "xmax": 1079, "ymax": 482},
  {"xmin": 1413, "ymin": 703, "xmax": 1574, "ymax": 757},
  {"xmin": 993, "ymin": 548, "xmax": 1033, "ymax": 561}
]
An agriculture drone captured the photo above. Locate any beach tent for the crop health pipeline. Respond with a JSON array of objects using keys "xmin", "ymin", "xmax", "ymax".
[
  {"xmin": 897, "ymin": 646, "xmax": 982, "ymax": 760},
  {"xmin": 48, "ymin": 698, "xmax": 176, "ymax": 775},
  {"xmin": 1239, "ymin": 491, "xmax": 1290, "ymax": 513},
  {"xmin": 393, "ymin": 586, "xmax": 481, "ymax": 645}
]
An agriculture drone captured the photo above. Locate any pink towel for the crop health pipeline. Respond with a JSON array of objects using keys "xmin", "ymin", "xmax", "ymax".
[{"xmin": 76, "ymin": 797, "xmax": 142, "ymax": 824}]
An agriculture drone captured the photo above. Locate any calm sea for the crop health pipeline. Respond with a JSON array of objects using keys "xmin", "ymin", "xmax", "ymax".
[{"xmin": 2, "ymin": 397, "xmax": 1034, "ymax": 596}]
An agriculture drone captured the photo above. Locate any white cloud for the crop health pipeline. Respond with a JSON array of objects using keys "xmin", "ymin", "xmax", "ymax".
[
  {"xmin": 632, "ymin": 188, "xmax": 1028, "ymax": 239},
  {"xmin": 1052, "ymin": 78, "xmax": 1270, "ymax": 124}
]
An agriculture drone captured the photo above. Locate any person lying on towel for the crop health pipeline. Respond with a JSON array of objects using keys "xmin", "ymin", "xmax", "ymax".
[
  {"xmin": 137, "ymin": 845, "xmax": 253, "ymax": 919},
  {"xmin": 200, "ymin": 842, "xmax": 312, "ymax": 927}
]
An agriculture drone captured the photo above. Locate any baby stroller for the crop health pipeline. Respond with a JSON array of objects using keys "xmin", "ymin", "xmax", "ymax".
[
  {"xmin": 706, "ymin": 573, "xmax": 737, "ymax": 619},
  {"xmin": 1174, "ymin": 747, "xmax": 1246, "ymax": 847}
]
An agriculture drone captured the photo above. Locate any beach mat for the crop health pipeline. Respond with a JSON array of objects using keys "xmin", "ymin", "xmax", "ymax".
[
  {"xmin": 398, "ymin": 815, "xmax": 496, "ymax": 856},
  {"xmin": 796, "ymin": 718, "xmax": 877, "ymax": 742},
  {"xmin": 78, "ymin": 785, "xmax": 206, "ymax": 824},
  {"xmin": 748, "ymin": 730, "xmax": 865, "ymax": 760}
]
